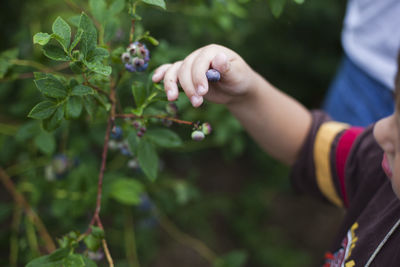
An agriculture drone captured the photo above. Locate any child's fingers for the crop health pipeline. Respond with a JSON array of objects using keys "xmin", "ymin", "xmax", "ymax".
[
  {"xmin": 191, "ymin": 48, "xmax": 228, "ymax": 96},
  {"xmin": 152, "ymin": 64, "xmax": 172, "ymax": 83},
  {"xmin": 178, "ymin": 51, "xmax": 204, "ymax": 107},
  {"xmin": 163, "ymin": 61, "xmax": 182, "ymax": 101},
  {"xmin": 211, "ymin": 52, "xmax": 230, "ymax": 74}
]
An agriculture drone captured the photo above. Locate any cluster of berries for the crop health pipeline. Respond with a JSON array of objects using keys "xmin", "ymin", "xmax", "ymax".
[
  {"xmin": 109, "ymin": 126, "xmax": 133, "ymax": 156},
  {"xmin": 45, "ymin": 154, "xmax": 77, "ymax": 181},
  {"xmin": 132, "ymin": 121, "xmax": 147, "ymax": 138},
  {"xmin": 191, "ymin": 122, "xmax": 212, "ymax": 141},
  {"xmin": 121, "ymin": 42, "xmax": 150, "ymax": 72},
  {"xmin": 108, "ymin": 124, "xmax": 143, "ymax": 171}
]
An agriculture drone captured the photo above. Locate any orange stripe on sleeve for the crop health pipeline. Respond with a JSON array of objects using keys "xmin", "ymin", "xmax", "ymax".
[{"xmin": 314, "ymin": 121, "xmax": 349, "ymax": 207}]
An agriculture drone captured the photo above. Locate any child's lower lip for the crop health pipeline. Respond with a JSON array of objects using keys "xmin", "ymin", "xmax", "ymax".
[{"xmin": 382, "ymin": 153, "xmax": 393, "ymax": 179}]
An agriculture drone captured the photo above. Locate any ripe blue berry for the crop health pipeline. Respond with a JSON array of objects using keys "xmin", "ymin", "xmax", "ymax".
[
  {"xmin": 191, "ymin": 130, "xmax": 205, "ymax": 141},
  {"xmin": 111, "ymin": 126, "xmax": 123, "ymax": 140},
  {"xmin": 206, "ymin": 69, "xmax": 220, "ymax": 82}
]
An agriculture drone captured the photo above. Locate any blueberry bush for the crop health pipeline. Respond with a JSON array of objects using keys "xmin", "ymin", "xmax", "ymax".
[{"xmin": 0, "ymin": 0, "xmax": 345, "ymax": 266}]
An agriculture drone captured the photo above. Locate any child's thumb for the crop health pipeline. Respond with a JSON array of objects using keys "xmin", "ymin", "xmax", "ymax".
[{"xmin": 211, "ymin": 53, "xmax": 230, "ymax": 75}]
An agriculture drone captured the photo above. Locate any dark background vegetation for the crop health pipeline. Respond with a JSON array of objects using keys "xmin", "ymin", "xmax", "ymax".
[{"xmin": 0, "ymin": 0, "xmax": 347, "ymax": 266}]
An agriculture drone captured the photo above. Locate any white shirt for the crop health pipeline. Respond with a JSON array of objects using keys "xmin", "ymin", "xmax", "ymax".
[{"xmin": 342, "ymin": 0, "xmax": 400, "ymax": 90}]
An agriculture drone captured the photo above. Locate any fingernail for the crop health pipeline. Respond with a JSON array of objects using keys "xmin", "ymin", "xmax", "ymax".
[
  {"xmin": 167, "ymin": 90, "xmax": 174, "ymax": 100},
  {"xmin": 197, "ymin": 85, "xmax": 207, "ymax": 95},
  {"xmin": 191, "ymin": 95, "xmax": 203, "ymax": 107},
  {"xmin": 152, "ymin": 72, "xmax": 160, "ymax": 81}
]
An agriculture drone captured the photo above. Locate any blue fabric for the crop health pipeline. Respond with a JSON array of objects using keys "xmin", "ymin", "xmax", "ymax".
[{"xmin": 323, "ymin": 55, "xmax": 395, "ymax": 127}]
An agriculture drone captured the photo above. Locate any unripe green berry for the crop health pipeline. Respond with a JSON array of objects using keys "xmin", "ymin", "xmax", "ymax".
[{"xmin": 191, "ymin": 130, "xmax": 205, "ymax": 141}]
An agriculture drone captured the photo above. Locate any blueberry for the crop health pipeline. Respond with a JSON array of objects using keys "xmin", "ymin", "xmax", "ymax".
[
  {"xmin": 111, "ymin": 126, "xmax": 123, "ymax": 140},
  {"xmin": 125, "ymin": 63, "xmax": 136, "ymax": 72},
  {"xmin": 206, "ymin": 69, "xmax": 220, "ymax": 82}
]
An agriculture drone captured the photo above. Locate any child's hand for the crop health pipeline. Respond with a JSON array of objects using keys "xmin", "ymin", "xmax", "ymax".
[{"xmin": 152, "ymin": 44, "xmax": 257, "ymax": 107}]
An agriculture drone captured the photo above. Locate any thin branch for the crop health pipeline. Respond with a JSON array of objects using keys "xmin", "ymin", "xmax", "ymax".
[
  {"xmin": 0, "ymin": 61, "xmax": 70, "ymax": 81},
  {"xmin": 82, "ymin": 73, "xmax": 110, "ymax": 100},
  {"xmin": 115, "ymin": 113, "xmax": 195, "ymax": 126},
  {"xmin": 155, "ymin": 209, "xmax": 218, "ymax": 264},
  {"xmin": 102, "ymin": 239, "xmax": 114, "ymax": 267},
  {"xmin": 129, "ymin": 19, "xmax": 136, "ymax": 43},
  {"xmin": 0, "ymin": 167, "xmax": 56, "ymax": 253}
]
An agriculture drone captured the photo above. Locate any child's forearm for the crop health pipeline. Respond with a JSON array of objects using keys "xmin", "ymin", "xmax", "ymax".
[{"xmin": 227, "ymin": 72, "xmax": 312, "ymax": 165}]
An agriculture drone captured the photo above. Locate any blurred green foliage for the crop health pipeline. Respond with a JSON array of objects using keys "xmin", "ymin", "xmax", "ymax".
[{"xmin": 0, "ymin": 0, "xmax": 345, "ymax": 266}]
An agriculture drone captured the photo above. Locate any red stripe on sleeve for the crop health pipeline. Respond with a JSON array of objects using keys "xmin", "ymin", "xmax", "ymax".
[{"xmin": 335, "ymin": 127, "xmax": 363, "ymax": 208}]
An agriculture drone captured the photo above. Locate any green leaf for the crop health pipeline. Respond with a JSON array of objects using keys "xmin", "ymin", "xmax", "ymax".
[
  {"xmin": 146, "ymin": 128, "xmax": 182, "ymax": 148},
  {"xmin": 88, "ymin": 47, "xmax": 109, "ymax": 62},
  {"xmin": 15, "ymin": 121, "xmax": 41, "ymax": 142},
  {"xmin": 28, "ymin": 101, "xmax": 57, "ymax": 119},
  {"xmin": 89, "ymin": 0, "xmax": 107, "ymax": 22},
  {"xmin": 43, "ymin": 43, "xmax": 70, "ymax": 61},
  {"xmin": 42, "ymin": 106, "xmax": 64, "ymax": 131},
  {"xmin": 34, "ymin": 75, "xmax": 68, "ymax": 98},
  {"xmin": 70, "ymin": 28, "xmax": 84, "ymax": 52},
  {"xmin": 145, "ymin": 36, "xmax": 159, "ymax": 46},
  {"xmin": 79, "ymin": 13, "xmax": 98, "ymax": 59},
  {"xmin": 69, "ymin": 61, "xmax": 85, "ymax": 74},
  {"xmin": 141, "ymin": 0, "xmax": 166, "ymax": 10},
  {"xmin": 110, "ymin": 178, "xmax": 145, "ymax": 205},
  {"xmin": 137, "ymin": 140, "xmax": 158, "ymax": 181},
  {"xmin": 33, "ymin": 32, "xmax": 52, "ymax": 46},
  {"xmin": 83, "ymin": 227, "xmax": 104, "ymax": 252},
  {"xmin": 132, "ymin": 82, "xmax": 147, "ymax": 109},
  {"xmin": 68, "ymin": 15, "xmax": 81, "ymax": 27},
  {"xmin": 127, "ymin": 130, "xmax": 139, "ymax": 154},
  {"xmin": 109, "ymin": 0, "xmax": 125, "ymax": 15},
  {"xmin": 84, "ymin": 61, "xmax": 112, "ymax": 76},
  {"xmin": 293, "ymin": 0, "xmax": 304, "ymax": 3},
  {"xmin": 26, "ymin": 248, "xmax": 69, "ymax": 267},
  {"xmin": 65, "ymin": 96, "xmax": 83, "ymax": 119},
  {"xmin": 71, "ymin": 85, "xmax": 94, "ymax": 96},
  {"xmin": 269, "ymin": 0, "xmax": 286, "ymax": 18},
  {"xmin": 34, "ymin": 131, "xmax": 56, "ymax": 155},
  {"xmin": 0, "ymin": 48, "xmax": 18, "ymax": 78},
  {"xmin": 52, "ymin": 17, "xmax": 71, "ymax": 50},
  {"xmin": 83, "ymin": 95, "xmax": 97, "ymax": 117}
]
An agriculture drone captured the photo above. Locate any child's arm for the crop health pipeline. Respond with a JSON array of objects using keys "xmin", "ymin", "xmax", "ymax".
[{"xmin": 152, "ymin": 44, "xmax": 312, "ymax": 165}]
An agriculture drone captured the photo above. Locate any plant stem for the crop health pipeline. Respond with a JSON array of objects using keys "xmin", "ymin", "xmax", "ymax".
[
  {"xmin": 124, "ymin": 208, "xmax": 140, "ymax": 267},
  {"xmin": 155, "ymin": 208, "xmax": 218, "ymax": 264},
  {"xmin": 115, "ymin": 113, "xmax": 195, "ymax": 126},
  {"xmin": 88, "ymin": 71, "xmax": 123, "ymax": 266},
  {"xmin": 10, "ymin": 205, "xmax": 22, "ymax": 267},
  {"xmin": 0, "ymin": 167, "xmax": 56, "ymax": 253}
]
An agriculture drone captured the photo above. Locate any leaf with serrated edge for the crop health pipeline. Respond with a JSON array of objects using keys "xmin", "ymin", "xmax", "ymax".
[
  {"xmin": 71, "ymin": 85, "xmax": 94, "ymax": 96},
  {"xmin": 52, "ymin": 17, "xmax": 71, "ymax": 50},
  {"xmin": 65, "ymin": 96, "xmax": 83, "ymax": 119},
  {"xmin": 43, "ymin": 44, "xmax": 70, "ymax": 61},
  {"xmin": 33, "ymin": 32, "xmax": 52, "ymax": 46},
  {"xmin": 79, "ymin": 13, "xmax": 98, "ymax": 59},
  {"xmin": 141, "ymin": 0, "xmax": 166, "ymax": 9},
  {"xmin": 137, "ymin": 140, "xmax": 158, "ymax": 181},
  {"xmin": 34, "ymin": 76, "xmax": 68, "ymax": 98},
  {"xmin": 28, "ymin": 101, "xmax": 57, "ymax": 119},
  {"xmin": 69, "ymin": 28, "xmax": 84, "ymax": 52}
]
